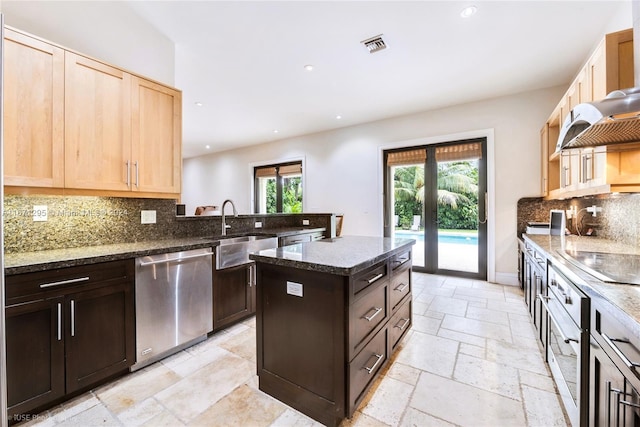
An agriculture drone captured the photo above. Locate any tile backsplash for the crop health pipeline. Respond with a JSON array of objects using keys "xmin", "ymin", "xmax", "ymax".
[{"xmin": 517, "ymin": 193, "xmax": 640, "ymax": 247}]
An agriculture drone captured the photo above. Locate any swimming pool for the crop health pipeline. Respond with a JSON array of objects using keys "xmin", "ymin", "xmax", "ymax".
[{"xmin": 394, "ymin": 230, "xmax": 478, "ymax": 245}]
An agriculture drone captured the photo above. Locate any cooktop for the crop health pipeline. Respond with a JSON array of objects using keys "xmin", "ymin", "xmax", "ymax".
[{"xmin": 557, "ymin": 250, "xmax": 640, "ymax": 286}]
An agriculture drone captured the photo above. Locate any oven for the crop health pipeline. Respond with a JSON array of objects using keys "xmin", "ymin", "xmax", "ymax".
[{"xmin": 539, "ymin": 265, "xmax": 590, "ymax": 427}]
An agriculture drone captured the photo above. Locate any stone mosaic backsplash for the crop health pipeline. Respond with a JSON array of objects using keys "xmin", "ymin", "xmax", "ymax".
[
  {"xmin": 3, "ymin": 195, "xmax": 333, "ymax": 253},
  {"xmin": 517, "ymin": 193, "xmax": 640, "ymax": 247}
]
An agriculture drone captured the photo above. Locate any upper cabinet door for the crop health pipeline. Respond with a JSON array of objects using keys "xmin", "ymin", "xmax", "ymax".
[
  {"xmin": 64, "ymin": 52, "xmax": 132, "ymax": 191},
  {"xmin": 131, "ymin": 77, "xmax": 182, "ymax": 194},
  {"xmin": 3, "ymin": 29, "xmax": 64, "ymax": 187}
]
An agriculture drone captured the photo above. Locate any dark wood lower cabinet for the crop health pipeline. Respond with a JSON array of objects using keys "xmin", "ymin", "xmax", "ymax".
[
  {"xmin": 5, "ymin": 260, "xmax": 135, "ymax": 423},
  {"xmin": 213, "ymin": 263, "xmax": 255, "ymax": 331}
]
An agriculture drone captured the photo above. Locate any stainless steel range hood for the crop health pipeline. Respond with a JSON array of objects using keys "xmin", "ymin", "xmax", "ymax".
[{"xmin": 555, "ymin": 87, "xmax": 640, "ymax": 152}]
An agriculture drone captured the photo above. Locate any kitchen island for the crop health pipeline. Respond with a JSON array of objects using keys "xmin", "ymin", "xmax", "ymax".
[{"xmin": 249, "ymin": 236, "xmax": 414, "ymax": 426}]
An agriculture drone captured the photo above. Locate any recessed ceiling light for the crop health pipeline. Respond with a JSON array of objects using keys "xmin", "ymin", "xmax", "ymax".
[
  {"xmin": 273, "ymin": 129, "xmax": 279, "ymax": 134},
  {"xmin": 304, "ymin": 64, "xmax": 314, "ymax": 71},
  {"xmin": 195, "ymin": 102, "xmax": 203, "ymax": 107},
  {"xmin": 205, "ymin": 145, "xmax": 211, "ymax": 149},
  {"xmin": 460, "ymin": 5, "xmax": 477, "ymax": 18},
  {"xmin": 336, "ymin": 115, "xmax": 342, "ymax": 120}
]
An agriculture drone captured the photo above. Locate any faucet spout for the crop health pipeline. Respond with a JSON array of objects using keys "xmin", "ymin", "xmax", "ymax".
[{"xmin": 221, "ymin": 199, "xmax": 238, "ymax": 236}]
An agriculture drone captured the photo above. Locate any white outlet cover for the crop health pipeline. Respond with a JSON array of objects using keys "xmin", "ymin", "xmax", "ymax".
[
  {"xmin": 302, "ymin": 219, "xmax": 310, "ymax": 225},
  {"xmin": 255, "ymin": 221, "xmax": 263, "ymax": 228},
  {"xmin": 141, "ymin": 210, "xmax": 157, "ymax": 224}
]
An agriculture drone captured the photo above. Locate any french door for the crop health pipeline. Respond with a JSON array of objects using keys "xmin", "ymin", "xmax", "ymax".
[{"xmin": 384, "ymin": 138, "xmax": 487, "ymax": 280}]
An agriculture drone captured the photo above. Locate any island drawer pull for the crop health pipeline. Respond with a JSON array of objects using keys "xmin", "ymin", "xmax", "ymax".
[
  {"xmin": 363, "ymin": 307, "xmax": 383, "ymax": 322},
  {"xmin": 394, "ymin": 283, "xmax": 409, "ymax": 292},
  {"xmin": 363, "ymin": 353, "xmax": 384, "ymax": 374},
  {"xmin": 395, "ymin": 318, "xmax": 410, "ymax": 331},
  {"xmin": 367, "ymin": 273, "xmax": 384, "ymax": 284},
  {"xmin": 602, "ymin": 333, "xmax": 640, "ymax": 370},
  {"xmin": 40, "ymin": 277, "xmax": 90, "ymax": 289}
]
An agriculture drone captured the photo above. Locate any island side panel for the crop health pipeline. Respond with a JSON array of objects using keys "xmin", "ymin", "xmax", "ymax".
[{"xmin": 255, "ymin": 262, "xmax": 347, "ymax": 426}]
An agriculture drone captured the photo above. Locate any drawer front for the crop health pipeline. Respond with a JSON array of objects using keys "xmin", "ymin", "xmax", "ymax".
[
  {"xmin": 348, "ymin": 327, "xmax": 388, "ymax": 416},
  {"xmin": 391, "ymin": 250, "xmax": 411, "ymax": 271},
  {"xmin": 6, "ymin": 259, "xmax": 134, "ymax": 303},
  {"xmin": 349, "ymin": 282, "xmax": 388, "ymax": 358},
  {"xmin": 351, "ymin": 261, "xmax": 388, "ymax": 298},
  {"xmin": 390, "ymin": 263, "xmax": 411, "ymax": 310},
  {"xmin": 389, "ymin": 298, "xmax": 412, "ymax": 351}
]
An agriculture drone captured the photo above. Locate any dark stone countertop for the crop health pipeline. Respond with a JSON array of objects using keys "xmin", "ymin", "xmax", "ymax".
[
  {"xmin": 4, "ymin": 227, "xmax": 326, "ymax": 276},
  {"xmin": 249, "ymin": 235, "xmax": 416, "ymax": 276},
  {"xmin": 524, "ymin": 234, "xmax": 640, "ymax": 339}
]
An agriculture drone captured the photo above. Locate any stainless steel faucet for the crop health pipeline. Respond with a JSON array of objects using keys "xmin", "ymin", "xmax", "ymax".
[{"xmin": 221, "ymin": 199, "xmax": 238, "ymax": 236}]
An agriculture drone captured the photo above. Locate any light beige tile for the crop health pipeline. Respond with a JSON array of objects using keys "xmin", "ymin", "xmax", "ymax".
[
  {"xmin": 421, "ymin": 286, "xmax": 455, "ymax": 297},
  {"xmin": 361, "ymin": 376, "xmax": 414, "ymax": 426},
  {"xmin": 141, "ymin": 409, "xmax": 185, "ymax": 427},
  {"xmin": 424, "ymin": 310, "xmax": 446, "ymax": 320},
  {"xmin": 400, "ymin": 407, "xmax": 457, "ymax": 427},
  {"xmin": 116, "ymin": 397, "xmax": 165, "ymax": 426},
  {"xmin": 453, "ymin": 353, "xmax": 521, "ymax": 400},
  {"xmin": 50, "ymin": 393, "xmax": 101, "ymax": 424},
  {"xmin": 510, "ymin": 317, "xmax": 538, "ymax": 339},
  {"xmin": 441, "ymin": 314, "xmax": 513, "ymax": 343},
  {"xmin": 395, "ymin": 331, "xmax": 459, "ymax": 377},
  {"xmin": 428, "ymin": 295, "xmax": 468, "ymax": 316},
  {"xmin": 414, "ymin": 292, "xmax": 435, "ymax": 305},
  {"xmin": 217, "ymin": 326, "xmax": 257, "ymax": 363},
  {"xmin": 410, "ymin": 371, "xmax": 526, "ymax": 427},
  {"xmin": 412, "ymin": 300, "xmax": 430, "ymax": 315},
  {"xmin": 270, "ymin": 408, "xmax": 323, "ymax": 427},
  {"xmin": 437, "ymin": 327, "xmax": 487, "ymax": 348},
  {"xmin": 466, "ymin": 305, "xmax": 510, "ymax": 326},
  {"xmin": 342, "ymin": 411, "xmax": 389, "ymax": 427},
  {"xmin": 411, "ymin": 313, "xmax": 441, "ymax": 335},
  {"xmin": 162, "ymin": 345, "xmax": 231, "ymax": 378},
  {"xmin": 486, "ymin": 339, "xmax": 548, "ymax": 376},
  {"xmin": 453, "ymin": 286, "xmax": 507, "ymax": 301},
  {"xmin": 486, "ymin": 298, "xmax": 530, "ymax": 315},
  {"xmin": 54, "ymin": 403, "xmax": 119, "ymax": 426},
  {"xmin": 386, "ymin": 361, "xmax": 422, "ymax": 386},
  {"xmin": 519, "ymin": 370, "xmax": 558, "ymax": 394},
  {"xmin": 459, "ymin": 342, "xmax": 486, "ymax": 359},
  {"xmin": 187, "ymin": 384, "xmax": 286, "ymax": 427},
  {"xmin": 522, "ymin": 385, "xmax": 569, "ymax": 427}
]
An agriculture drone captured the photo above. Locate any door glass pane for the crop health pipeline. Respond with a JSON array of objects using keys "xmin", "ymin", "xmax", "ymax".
[
  {"xmin": 392, "ymin": 164, "xmax": 425, "ymax": 268},
  {"xmin": 282, "ymin": 175, "xmax": 303, "ymax": 213},
  {"xmin": 257, "ymin": 177, "xmax": 276, "ymax": 214},
  {"xmin": 436, "ymin": 159, "xmax": 479, "ymax": 272}
]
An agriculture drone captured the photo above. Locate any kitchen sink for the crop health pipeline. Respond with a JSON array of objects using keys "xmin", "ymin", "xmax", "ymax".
[{"xmin": 208, "ymin": 234, "xmax": 278, "ymax": 269}]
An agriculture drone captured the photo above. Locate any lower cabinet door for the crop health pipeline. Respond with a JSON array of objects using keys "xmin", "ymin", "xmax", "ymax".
[
  {"xmin": 65, "ymin": 282, "xmax": 135, "ymax": 393},
  {"xmin": 6, "ymin": 297, "xmax": 65, "ymax": 420},
  {"xmin": 348, "ymin": 328, "xmax": 388, "ymax": 416},
  {"xmin": 389, "ymin": 299, "xmax": 412, "ymax": 351},
  {"xmin": 213, "ymin": 264, "xmax": 254, "ymax": 331}
]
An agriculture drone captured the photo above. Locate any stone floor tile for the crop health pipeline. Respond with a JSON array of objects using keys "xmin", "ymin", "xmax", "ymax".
[
  {"xmin": 424, "ymin": 310, "xmax": 445, "ymax": 320},
  {"xmin": 437, "ymin": 327, "xmax": 487, "ymax": 348},
  {"xmin": 486, "ymin": 339, "xmax": 548, "ymax": 376},
  {"xmin": 466, "ymin": 305, "xmax": 510, "ymax": 325},
  {"xmin": 486, "ymin": 298, "xmax": 530, "ymax": 315},
  {"xmin": 399, "ymin": 407, "xmax": 457, "ymax": 427},
  {"xmin": 453, "ymin": 353, "xmax": 521, "ymax": 400},
  {"xmin": 510, "ymin": 317, "xmax": 538, "ymax": 339},
  {"xmin": 162, "ymin": 345, "xmax": 230, "ymax": 378},
  {"xmin": 420, "ymin": 286, "xmax": 455, "ymax": 297},
  {"xmin": 217, "ymin": 326, "xmax": 257, "ymax": 363},
  {"xmin": 141, "ymin": 409, "xmax": 185, "ymax": 427},
  {"xmin": 411, "ymin": 313, "xmax": 442, "ymax": 335},
  {"xmin": 412, "ymin": 300, "xmax": 429, "ymax": 315},
  {"xmin": 459, "ymin": 342, "xmax": 486, "ymax": 359},
  {"xmin": 55, "ymin": 403, "xmax": 119, "ymax": 427},
  {"xmin": 360, "ymin": 376, "xmax": 414, "ymax": 426},
  {"xmin": 394, "ymin": 331, "xmax": 459, "ymax": 377},
  {"xmin": 386, "ymin": 362, "xmax": 423, "ymax": 386},
  {"xmin": 453, "ymin": 286, "xmax": 507, "ymax": 301},
  {"xmin": 428, "ymin": 295, "xmax": 468, "ymax": 316},
  {"xmin": 270, "ymin": 408, "xmax": 324, "ymax": 427},
  {"xmin": 116, "ymin": 398, "xmax": 164, "ymax": 427},
  {"xmin": 410, "ymin": 371, "xmax": 526, "ymax": 427},
  {"xmin": 49, "ymin": 394, "xmax": 101, "ymax": 424},
  {"xmin": 441, "ymin": 314, "xmax": 513, "ymax": 343},
  {"xmin": 519, "ymin": 369, "xmax": 558, "ymax": 394},
  {"xmin": 522, "ymin": 385, "xmax": 569, "ymax": 427}
]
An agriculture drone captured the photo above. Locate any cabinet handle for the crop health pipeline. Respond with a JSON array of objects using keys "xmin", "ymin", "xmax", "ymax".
[
  {"xmin": 70, "ymin": 300, "xmax": 75, "ymax": 337},
  {"xmin": 394, "ymin": 283, "xmax": 409, "ymax": 292},
  {"xmin": 126, "ymin": 160, "xmax": 131, "ymax": 188},
  {"xmin": 363, "ymin": 307, "xmax": 383, "ymax": 322},
  {"xmin": 395, "ymin": 318, "xmax": 410, "ymax": 331},
  {"xmin": 57, "ymin": 303, "xmax": 62, "ymax": 341},
  {"xmin": 363, "ymin": 353, "xmax": 384, "ymax": 374},
  {"xmin": 537, "ymin": 295, "xmax": 579, "ymax": 343},
  {"xmin": 367, "ymin": 273, "xmax": 384, "ymax": 284},
  {"xmin": 602, "ymin": 333, "xmax": 640, "ymax": 370},
  {"xmin": 138, "ymin": 252, "xmax": 212, "ymax": 266},
  {"xmin": 392, "ymin": 256, "xmax": 409, "ymax": 269},
  {"xmin": 134, "ymin": 161, "xmax": 139, "ymax": 188},
  {"xmin": 620, "ymin": 400, "xmax": 640, "ymax": 409},
  {"xmin": 40, "ymin": 277, "xmax": 90, "ymax": 289}
]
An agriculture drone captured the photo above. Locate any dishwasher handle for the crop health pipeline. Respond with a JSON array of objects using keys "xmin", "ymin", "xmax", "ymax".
[{"xmin": 138, "ymin": 251, "xmax": 212, "ymax": 267}]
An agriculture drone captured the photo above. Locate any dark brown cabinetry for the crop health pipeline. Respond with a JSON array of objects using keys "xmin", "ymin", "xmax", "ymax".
[
  {"xmin": 523, "ymin": 239, "xmax": 548, "ymax": 352},
  {"xmin": 256, "ymin": 247, "xmax": 412, "ymax": 426},
  {"xmin": 278, "ymin": 230, "xmax": 324, "ymax": 246},
  {"xmin": 5, "ymin": 260, "xmax": 135, "ymax": 421},
  {"xmin": 212, "ymin": 263, "xmax": 255, "ymax": 331}
]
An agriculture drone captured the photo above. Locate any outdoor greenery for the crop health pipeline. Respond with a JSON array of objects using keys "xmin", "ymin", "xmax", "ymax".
[
  {"xmin": 394, "ymin": 161, "xmax": 479, "ymax": 230},
  {"xmin": 265, "ymin": 176, "xmax": 303, "ymax": 213}
]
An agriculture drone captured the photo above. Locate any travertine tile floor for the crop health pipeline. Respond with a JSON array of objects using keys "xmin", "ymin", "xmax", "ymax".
[{"xmin": 21, "ymin": 273, "xmax": 569, "ymax": 427}]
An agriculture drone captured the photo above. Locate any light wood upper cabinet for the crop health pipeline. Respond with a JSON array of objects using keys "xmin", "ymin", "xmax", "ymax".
[
  {"xmin": 131, "ymin": 77, "xmax": 182, "ymax": 194},
  {"xmin": 65, "ymin": 52, "xmax": 132, "ymax": 192},
  {"xmin": 3, "ymin": 27, "xmax": 182, "ymax": 198},
  {"xmin": 3, "ymin": 28, "xmax": 64, "ymax": 188}
]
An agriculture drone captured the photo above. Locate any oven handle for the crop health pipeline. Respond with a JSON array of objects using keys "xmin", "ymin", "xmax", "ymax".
[
  {"xmin": 538, "ymin": 295, "xmax": 579, "ymax": 343},
  {"xmin": 602, "ymin": 333, "xmax": 640, "ymax": 371}
]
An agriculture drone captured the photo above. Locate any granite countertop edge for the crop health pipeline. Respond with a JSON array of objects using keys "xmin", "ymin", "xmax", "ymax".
[
  {"xmin": 4, "ymin": 227, "xmax": 326, "ymax": 276},
  {"xmin": 250, "ymin": 236, "xmax": 416, "ymax": 276}
]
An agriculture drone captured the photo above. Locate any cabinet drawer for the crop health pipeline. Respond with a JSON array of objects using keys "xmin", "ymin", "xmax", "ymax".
[
  {"xmin": 348, "ymin": 327, "xmax": 388, "ymax": 416},
  {"xmin": 349, "ymin": 282, "xmax": 388, "ymax": 358},
  {"xmin": 390, "ymin": 263, "xmax": 411, "ymax": 310},
  {"xmin": 6, "ymin": 260, "xmax": 134, "ymax": 303},
  {"xmin": 351, "ymin": 261, "xmax": 388, "ymax": 298},
  {"xmin": 389, "ymin": 298, "xmax": 412, "ymax": 352},
  {"xmin": 391, "ymin": 250, "xmax": 411, "ymax": 271}
]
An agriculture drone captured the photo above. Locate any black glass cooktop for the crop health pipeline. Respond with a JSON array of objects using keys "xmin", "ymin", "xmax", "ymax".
[{"xmin": 557, "ymin": 250, "xmax": 640, "ymax": 285}]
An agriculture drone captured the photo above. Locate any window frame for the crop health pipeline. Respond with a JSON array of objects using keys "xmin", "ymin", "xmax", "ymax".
[{"xmin": 251, "ymin": 158, "xmax": 304, "ymax": 214}]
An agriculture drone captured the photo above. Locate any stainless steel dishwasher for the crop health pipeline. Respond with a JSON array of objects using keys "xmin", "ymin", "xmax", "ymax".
[{"xmin": 132, "ymin": 247, "xmax": 213, "ymax": 371}]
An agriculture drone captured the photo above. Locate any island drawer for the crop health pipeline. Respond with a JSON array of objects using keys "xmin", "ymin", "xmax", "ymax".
[
  {"xmin": 389, "ymin": 298, "xmax": 412, "ymax": 352},
  {"xmin": 6, "ymin": 260, "xmax": 134, "ymax": 303},
  {"xmin": 348, "ymin": 327, "xmax": 388, "ymax": 415},
  {"xmin": 390, "ymin": 261, "xmax": 411, "ymax": 310},
  {"xmin": 351, "ymin": 261, "xmax": 388, "ymax": 299},
  {"xmin": 349, "ymin": 281, "xmax": 388, "ymax": 359},
  {"xmin": 391, "ymin": 250, "xmax": 411, "ymax": 271}
]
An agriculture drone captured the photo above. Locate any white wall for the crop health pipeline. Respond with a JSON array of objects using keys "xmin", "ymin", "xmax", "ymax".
[
  {"xmin": 183, "ymin": 86, "xmax": 565, "ymax": 284},
  {"xmin": 0, "ymin": 0, "xmax": 175, "ymax": 85}
]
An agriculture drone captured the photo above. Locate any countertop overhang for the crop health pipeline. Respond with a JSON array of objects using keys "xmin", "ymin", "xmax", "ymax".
[{"xmin": 249, "ymin": 235, "xmax": 416, "ymax": 276}]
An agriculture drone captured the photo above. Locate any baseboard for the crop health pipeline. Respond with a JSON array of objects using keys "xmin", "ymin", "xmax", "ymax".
[{"xmin": 494, "ymin": 272, "xmax": 519, "ymax": 286}]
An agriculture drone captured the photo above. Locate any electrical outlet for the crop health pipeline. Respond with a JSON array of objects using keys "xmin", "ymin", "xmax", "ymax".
[
  {"xmin": 255, "ymin": 221, "xmax": 263, "ymax": 228},
  {"xmin": 302, "ymin": 219, "xmax": 310, "ymax": 226},
  {"xmin": 33, "ymin": 205, "xmax": 48, "ymax": 222},
  {"xmin": 141, "ymin": 210, "xmax": 157, "ymax": 224}
]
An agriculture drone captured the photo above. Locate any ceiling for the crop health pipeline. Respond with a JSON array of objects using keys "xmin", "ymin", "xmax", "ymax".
[{"xmin": 124, "ymin": 1, "xmax": 631, "ymax": 158}]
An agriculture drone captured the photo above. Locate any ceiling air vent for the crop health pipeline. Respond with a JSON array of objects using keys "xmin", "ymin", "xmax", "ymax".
[{"xmin": 361, "ymin": 34, "xmax": 387, "ymax": 54}]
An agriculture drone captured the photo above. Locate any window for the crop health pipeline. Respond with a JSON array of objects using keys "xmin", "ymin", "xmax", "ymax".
[{"xmin": 254, "ymin": 161, "xmax": 303, "ymax": 213}]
